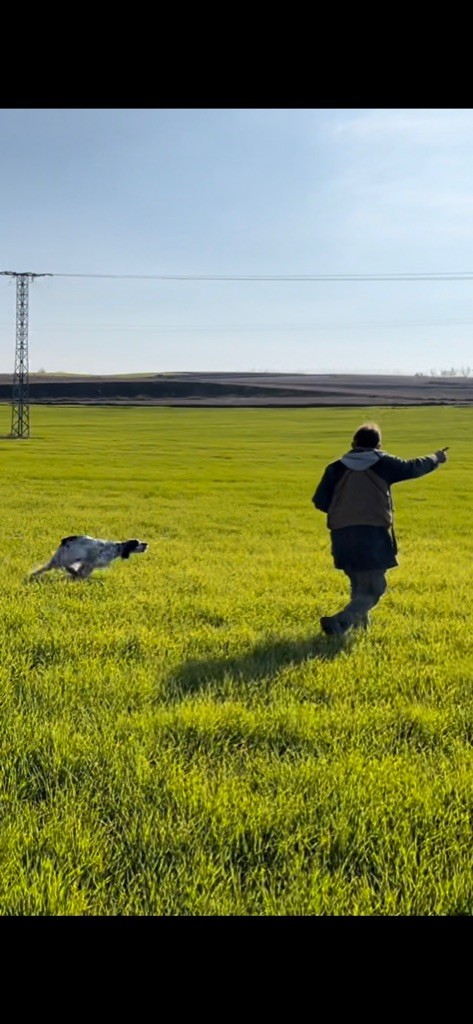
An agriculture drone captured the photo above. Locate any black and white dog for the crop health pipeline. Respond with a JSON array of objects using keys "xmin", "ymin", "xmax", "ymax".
[{"xmin": 30, "ymin": 535, "xmax": 148, "ymax": 580}]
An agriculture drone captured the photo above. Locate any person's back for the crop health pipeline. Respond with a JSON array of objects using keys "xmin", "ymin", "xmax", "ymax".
[
  {"xmin": 326, "ymin": 456, "xmax": 392, "ymax": 531},
  {"xmin": 312, "ymin": 422, "xmax": 448, "ymax": 635}
]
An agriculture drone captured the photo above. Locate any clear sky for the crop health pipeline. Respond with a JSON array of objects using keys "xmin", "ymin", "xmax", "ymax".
[{"xmin": 1, "ymin": 107, "xmax": 473, "ymax": 376}]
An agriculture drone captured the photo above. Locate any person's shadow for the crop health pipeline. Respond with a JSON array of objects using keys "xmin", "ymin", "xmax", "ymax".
[{"xmin": 166, "ymin": 631, "xmax": 353, "ymax": 699}]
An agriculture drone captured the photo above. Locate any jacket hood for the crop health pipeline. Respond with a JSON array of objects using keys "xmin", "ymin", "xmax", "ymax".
[{"xmin": 340, "ymin": 448, "xmax": 386, "ymax": 471}]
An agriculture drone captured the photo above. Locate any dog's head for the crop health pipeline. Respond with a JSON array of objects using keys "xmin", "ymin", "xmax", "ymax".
[{"xmin": 120, "ymin": 539, "xmax": 148, "ymax": 559}]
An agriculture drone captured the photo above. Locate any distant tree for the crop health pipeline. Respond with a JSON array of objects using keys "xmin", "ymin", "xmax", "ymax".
[
  {"xmin": 434, "ymin": 367, "xmax": 472, "ymax": 377},
  {"xmin": 37, "ymin": 367, "xmax": 46, "ymax": 374}
]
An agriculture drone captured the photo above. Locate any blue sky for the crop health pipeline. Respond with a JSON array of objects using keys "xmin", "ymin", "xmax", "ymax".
[{"xmin": 1, "ymin": 107, "xmax": 473, "ymax": 375}]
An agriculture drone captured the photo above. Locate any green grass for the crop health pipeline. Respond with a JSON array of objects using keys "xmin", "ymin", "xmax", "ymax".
[{"xmin": 1, "ymin": 403, "xmax": 472, "ymax": 915}]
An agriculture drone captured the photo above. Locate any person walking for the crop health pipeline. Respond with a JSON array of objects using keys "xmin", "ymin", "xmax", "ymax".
[{"xmin": 312, "ymin": 422, "xmax": 448, "ymax": 635}]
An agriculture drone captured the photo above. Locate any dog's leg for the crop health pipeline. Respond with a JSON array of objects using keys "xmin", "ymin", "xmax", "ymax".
[
  {"xmin": 64, "ymin": 566, "xmax": 80, "ymax": 578},
  {"xmin": 29, "ymin": 560, "xmax": 55, "ymax": 579},
  {"xmin": 76, "ymin": 563, "xmax": 94, "ymax": 579}
]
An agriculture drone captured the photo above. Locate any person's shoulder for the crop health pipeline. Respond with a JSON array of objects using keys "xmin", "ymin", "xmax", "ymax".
[
  {"xmin": 371, "ymin": 452, "xmax": 404, "ymax": 478},
  {"xmin": 322, "ymin": 459, "xmax": 344, "ymax": 476},
  {"xmin": 374, "ymin": 451, "xmax": 402, "ymax": 466}
]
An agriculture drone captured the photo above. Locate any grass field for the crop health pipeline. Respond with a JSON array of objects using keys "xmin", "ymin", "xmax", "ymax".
[{"xmin": 1, "ymin": 403, "xmax": 473, "ymax": 916}]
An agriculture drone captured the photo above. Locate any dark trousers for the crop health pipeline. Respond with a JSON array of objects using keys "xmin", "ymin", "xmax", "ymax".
[{"xmin": 332, "ymin": 570, "xmax": 387, "ymax": 628}]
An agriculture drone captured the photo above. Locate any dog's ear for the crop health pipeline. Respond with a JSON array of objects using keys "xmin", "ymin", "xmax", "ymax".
[{"xmin": 121, "ymin": 540, "xmax": 138, "ymax": 559}]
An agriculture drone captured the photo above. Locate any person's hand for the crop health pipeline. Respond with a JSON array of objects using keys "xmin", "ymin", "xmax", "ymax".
[{"xmin": 435, "ymin": 447, "xmax": 448, "ymax": 464}]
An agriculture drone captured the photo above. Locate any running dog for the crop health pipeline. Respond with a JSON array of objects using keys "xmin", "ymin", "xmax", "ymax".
[{"xmin": 29, "ymin": 535, "xmax": 148, "ymax": 580}]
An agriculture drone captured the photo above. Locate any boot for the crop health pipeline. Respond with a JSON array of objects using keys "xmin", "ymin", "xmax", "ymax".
[{"xmin": 320, "ymin": 616, "xmax": 350, "ymax": 636}]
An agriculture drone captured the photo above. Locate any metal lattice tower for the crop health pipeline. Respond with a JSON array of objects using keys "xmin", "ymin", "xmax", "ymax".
[{"xmin": 0, "ymin": 271, "xmax": 52, "ymax": 438}]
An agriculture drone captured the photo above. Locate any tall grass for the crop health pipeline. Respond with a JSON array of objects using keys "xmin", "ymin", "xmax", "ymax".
[{"xmin": 0, "ymin": 404, "xmax": 472, "ymax": 915}]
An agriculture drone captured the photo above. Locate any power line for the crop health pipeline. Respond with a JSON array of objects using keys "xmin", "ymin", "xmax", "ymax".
[
  {"xmin": 50, "ymin": 271, "xmax": 473, "ymax": 281},
  {"xmin": 3, "ymin": 317, "xmax": 473, "ymax": 333}
]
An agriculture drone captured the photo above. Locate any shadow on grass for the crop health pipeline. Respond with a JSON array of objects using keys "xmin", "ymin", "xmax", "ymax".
[
  {"xmin": 25, "ymin": 574, "xmax": 106, "ymax": 586},
  {"xmin": 0, "ymin": 434, "xmax": 47, "ymax": 441},
  {"xmin": 168, "ymin": 632, "xmax": 353, "ymax": 696}
]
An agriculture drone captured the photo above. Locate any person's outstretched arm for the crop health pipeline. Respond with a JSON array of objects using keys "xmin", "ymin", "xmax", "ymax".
[{"xmin": 381, "ymin": 448, "xmax": 448, "ymax": 485}]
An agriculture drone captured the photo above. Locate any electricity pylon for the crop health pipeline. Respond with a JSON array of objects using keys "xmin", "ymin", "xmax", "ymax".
[{"xmin": 0, "ymin": 271, "xmax": 52, "ymax": 437}]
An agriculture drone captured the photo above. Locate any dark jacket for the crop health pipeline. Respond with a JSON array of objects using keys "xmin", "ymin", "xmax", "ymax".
[{"xmin": 312, "ymin": 447, "xmax": 439, "ymax": 572}]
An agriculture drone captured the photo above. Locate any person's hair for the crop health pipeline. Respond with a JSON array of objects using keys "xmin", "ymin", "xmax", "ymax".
[{"xmin": 352, "ymin": 422, "xmax": 382, "ymax": 449}]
